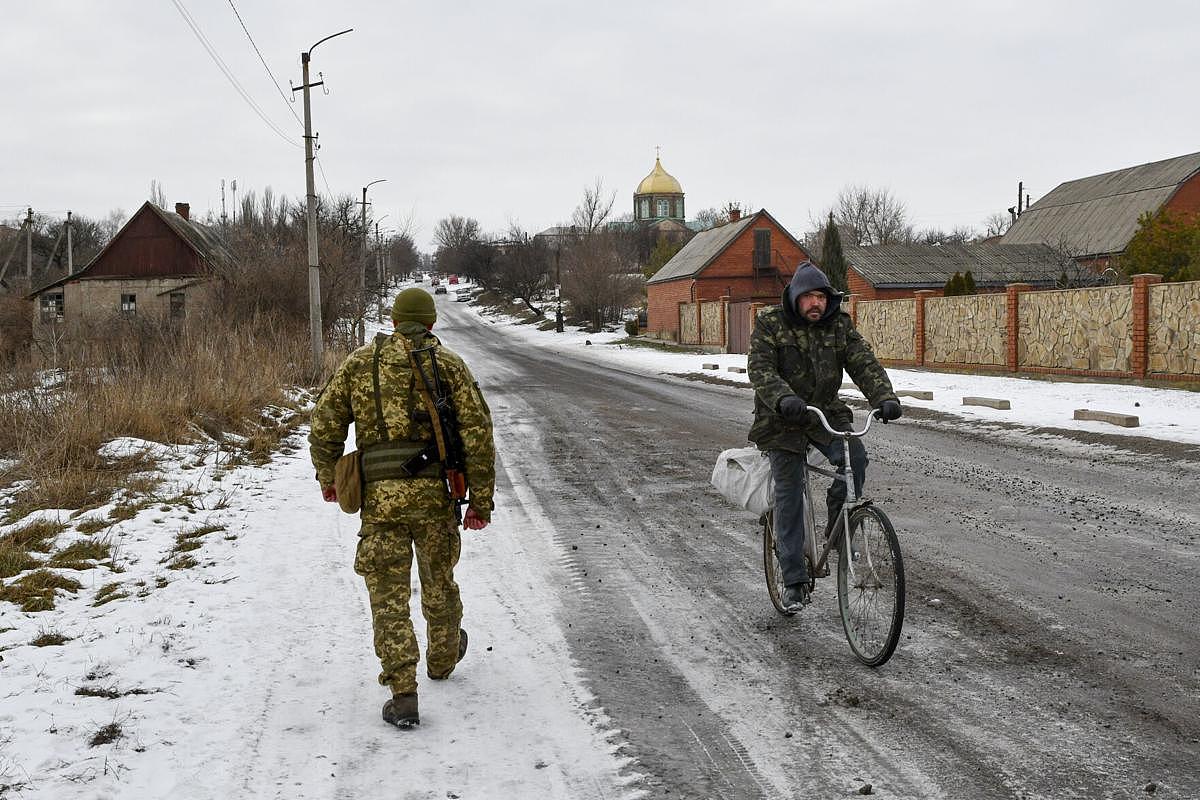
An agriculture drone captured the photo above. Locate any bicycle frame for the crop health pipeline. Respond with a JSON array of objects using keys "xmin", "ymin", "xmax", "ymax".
[{"xmin": 802, "ymin": 407, "xmax": 876, "ymax": 581}]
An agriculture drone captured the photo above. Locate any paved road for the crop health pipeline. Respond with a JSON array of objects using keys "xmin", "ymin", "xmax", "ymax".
[{"xmin": 436, "ymin": 296, "xmax": 1200, "ymax": 800}]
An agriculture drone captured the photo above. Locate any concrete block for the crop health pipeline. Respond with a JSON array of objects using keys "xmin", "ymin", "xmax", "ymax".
[
  {"xmin": 727, "ymin": 366, "xmax": 747, "ymax": 374},
  {"xmin": 702, "ymin": 363, "xmax": 719, "ymax": 370},
  {"xmin": 1073, "ymin": 409, "xmax": 1139, "ymax": 428},
  {"xmin": 897, "ymin": 390, "xmax": 934, "ymax": 400},
  {"xmin": 963, "ymin": 396, "xmax": 1010, "ymax": 410}
]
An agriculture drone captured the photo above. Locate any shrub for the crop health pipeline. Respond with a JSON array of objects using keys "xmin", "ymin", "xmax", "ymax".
[{"xmin": 624, "ymin": 318, "xmax": 639, "ymax": 337}]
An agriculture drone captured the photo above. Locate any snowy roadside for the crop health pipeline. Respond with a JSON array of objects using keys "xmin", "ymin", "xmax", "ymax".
[
  {"xmin": 461, "ymin": 291, "xmax": 1200, "ymax": 446},
  {"xmin": 0, "ymin": 315, "xmax": 641, "ymax": 799}
]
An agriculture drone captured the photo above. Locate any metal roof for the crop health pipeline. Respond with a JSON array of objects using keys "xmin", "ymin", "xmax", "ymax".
[
  {"xmin": 844, "ymin": 242, "xmax": 1067, "ymax": 288},
  {"xmin": 1002, "ymin": 151, "xmax": 1200, "ymax": 257}
]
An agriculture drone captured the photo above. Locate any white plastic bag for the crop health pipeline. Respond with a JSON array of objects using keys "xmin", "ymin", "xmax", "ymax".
[{"xmin": 710, "ymin": 446, "xmax": 773, "ymax": 516}]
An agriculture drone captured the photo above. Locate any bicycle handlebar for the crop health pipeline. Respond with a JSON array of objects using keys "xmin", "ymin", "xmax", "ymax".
[{"xmin": 807, "ymin": 405, "xmax": 879, "ymax": 438}]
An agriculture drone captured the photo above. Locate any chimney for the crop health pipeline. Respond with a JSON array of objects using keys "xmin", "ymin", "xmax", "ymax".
[
  {"xmin": 728, "ymin": 207, "xmax": 742, "ymax": 222},
  {"xmin": 175, "ymin": 202, "xmax": 190, "ymax": 220}
]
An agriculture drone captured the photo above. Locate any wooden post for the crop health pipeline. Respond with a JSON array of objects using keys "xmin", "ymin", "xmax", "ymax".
[
  {"xmin": 719, "ymin": 295, "xmax": 730, "ymax": 352},
  {"xmin": 846, "ymin": 293, "xmax": 858, "ymax": 327},
  {"xmin": 1005, "ymin": 283, "xmax": 1033, "ymax": 373},
  {"xmin": 1130, "ymin": 273, "xmax": 1163, "ymax": 378}
]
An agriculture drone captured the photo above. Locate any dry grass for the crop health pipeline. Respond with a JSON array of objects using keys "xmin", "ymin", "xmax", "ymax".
[
  {"xmin": 0, "ymin": 318, "xmax": 310, "ymax": 522},
  {"xmin": 47, "ymin": 538, "xmax": 113, "ymax": 570},
  {"xmin": 0, "ymin": 569, "xmax": 82, "ymax": 612},
  {"xmin": 30, "ymin": 627, "xmax": 71, "ymax": 647},
  {"xmin": 74, "ymin": 517, "xmax": 112, "ymax": 535},
  {"xmin": 93, "ymin": 582, "xmax": 127, "ymax": 606},
  {"xmin": 88, "ymin": 722, "xmax": 123, "ymax": 747},
  {"xmin": 0, "ymin": 519, "xmax": 68, "ymax": 579}
]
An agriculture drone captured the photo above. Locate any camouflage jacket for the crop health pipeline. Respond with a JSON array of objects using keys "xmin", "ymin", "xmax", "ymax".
[
  {"xmin": 748, "ymin": 298, "xmax": 896, "ymax": 451},
  {"xmin": 308, "ymin": 322, "xmax": 496, "ymax": 524}
]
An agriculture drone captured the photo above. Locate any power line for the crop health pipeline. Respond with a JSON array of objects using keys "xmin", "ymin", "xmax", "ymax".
[
  {"xmin": 168, "ymin": 0, "xmax": 300, "ymax": 148},
  {"xmin": 224, "ymin": 0, "xmax": 304, "ymax": 127},
  {"xmin": 314, "ymin": 155, "xmax": 334, "ymax": 198}
]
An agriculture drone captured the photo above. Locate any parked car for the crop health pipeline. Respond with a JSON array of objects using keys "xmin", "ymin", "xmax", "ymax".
[
  {"xmin": 434, "ymin": 285, "xmax": 448, "ymax": 295},
  {"xmin": 454, "ymin": 290, "xmax": 471, "ymax": 302}
]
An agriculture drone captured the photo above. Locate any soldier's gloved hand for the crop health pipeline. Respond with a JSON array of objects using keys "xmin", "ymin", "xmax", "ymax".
[
  {"xmin": 321, "ymin": 485, "xmax": 338, "ymax": 503},
  {"xmin": 779, "ymin": 396, "xmax": 808, "ymax": 420},
  {"xmin": 876, "ymin": 399, "xmax": 902, "ymax": 423},
  {"xmin": 463, "ymin": 507, "xmax": 489, "ymax": 530}
]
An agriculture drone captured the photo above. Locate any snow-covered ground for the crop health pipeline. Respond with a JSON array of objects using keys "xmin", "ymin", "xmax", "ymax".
[{"xmin": 3, "ymin": 286, "xmax": 1197, "ymax": 798}]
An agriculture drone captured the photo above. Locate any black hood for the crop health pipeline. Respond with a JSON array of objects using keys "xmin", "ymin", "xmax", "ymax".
[{"xmin": 781, "ymin": 260, "xmax": 842, "ymax": 324}]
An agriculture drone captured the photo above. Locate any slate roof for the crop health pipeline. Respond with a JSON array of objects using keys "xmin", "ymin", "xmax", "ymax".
[
  {"xmin": 646, "ymin": 210, "xmax": 800, "ymax": 285},
  {"xmin": 1002, "ymin": 151, "xmax": 1200, "ymax": 258},
  {"xmin": 845, "ymin": 242, "xmax": 1067, "ymax": 288}
]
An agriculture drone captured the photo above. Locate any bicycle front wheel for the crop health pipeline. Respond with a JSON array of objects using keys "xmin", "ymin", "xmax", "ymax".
[{"xmin": 837, "ymin": 504, "xmax": 905, "ymax": 666}]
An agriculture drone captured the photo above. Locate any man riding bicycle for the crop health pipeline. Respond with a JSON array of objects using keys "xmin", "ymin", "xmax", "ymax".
[{"xmin": 748, "ymin": 261, "xmax": 901, "ymax": 612}]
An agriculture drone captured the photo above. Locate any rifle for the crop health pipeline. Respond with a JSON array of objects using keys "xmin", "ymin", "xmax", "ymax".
[{"xmin": 410, "ymin": 344, "xmax": 469, "ymax": 523}]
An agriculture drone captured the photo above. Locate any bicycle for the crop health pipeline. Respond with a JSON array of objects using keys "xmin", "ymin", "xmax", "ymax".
[{"xmin": 761, "ymin": 406, "xmax": 905, "ymax": 667}]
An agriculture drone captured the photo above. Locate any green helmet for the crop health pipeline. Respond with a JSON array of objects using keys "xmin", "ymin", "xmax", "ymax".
[{"xmin": 392, "ymin": 287, "xmax": 436, "ymax": 326}]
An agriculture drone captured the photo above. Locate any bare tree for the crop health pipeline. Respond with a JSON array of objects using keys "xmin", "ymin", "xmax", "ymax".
[
  {"xmin": 693, "ymin": 200, "xmax": 752, "ymax": 230},
  {"xmin": 982, "ymin": 211, "xmax": 1013, "ymax": 238},
  {"xmin": 830, "ymin": 184, "xmax": 911, "ymax": 246},
  {"xmin": 493, "ymin": 225, "xmax": 551, "ymax": 316},
  {"xmin": 149, "ymin": 180, "xmax": 168, "ymax": 210},
  {"xmin": 571, "ymin": 178, "xmax": 616, "ymax": 234}
]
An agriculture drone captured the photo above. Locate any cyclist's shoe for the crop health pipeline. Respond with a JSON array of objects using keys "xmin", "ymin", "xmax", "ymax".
[{"xmin": 782, "ymin": 583, "xmax": 811, "ymax": 612}]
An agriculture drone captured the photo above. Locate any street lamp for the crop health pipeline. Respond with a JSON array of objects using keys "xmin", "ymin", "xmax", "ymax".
[
  {"xmin": 374, "ymin": 214, "xmax": 389, "ymax": 322},
  {"xmin": 358, "ymin": 178, "xmax": 386, "ymax": 345}
]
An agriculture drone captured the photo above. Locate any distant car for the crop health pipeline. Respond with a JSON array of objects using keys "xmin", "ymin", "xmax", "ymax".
[
  {"xmin": 434, "ymin": 285, "xmax": 448, "ymax": 295},
  {"xmin": 454, "ymin": 291, "xmax": 471, "ymax": 302},
  {"xmin": 431, "ymin": 277, "xmax": 440, "ymax": 286},
  {"xmin": 448, "ymin": 275, "xmax": 459, "ymax": 285}
]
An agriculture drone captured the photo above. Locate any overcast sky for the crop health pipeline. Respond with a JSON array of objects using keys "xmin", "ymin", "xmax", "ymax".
[{"xmin": 6, "ymin": 1, "xmax": 1200, "ymax": 250}]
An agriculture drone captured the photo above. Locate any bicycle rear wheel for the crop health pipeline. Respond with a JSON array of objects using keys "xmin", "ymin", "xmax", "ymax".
[
  {"xmin": 762, "ymin": 510, "xmax": 795, "ymax": 616},
  {"xmin": 837, "ymin": 504, "xmax": 905, "ymax": 666}
]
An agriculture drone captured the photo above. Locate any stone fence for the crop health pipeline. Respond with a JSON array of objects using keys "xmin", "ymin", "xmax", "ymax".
[{"xmin": 849, "ymin": 274, "xmax": 1200, "ymax": 382}]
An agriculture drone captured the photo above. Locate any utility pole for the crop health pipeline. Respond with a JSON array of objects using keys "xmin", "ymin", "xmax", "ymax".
[
  {"xmin": 66, "ymin": 211, "xmax": 73, "ymax": 272},
  {"xmin": 292, "ymin": 28, "xmax": 352, "ymax": 376},
  {"xmin": 1017, "ymin": 181, "xmax": 1023, "ymax": 219},
  {"xmin": 25, "ymin": 207, "xmax": 33, "ymax": 281},
  {"xmin": 376, "ymin": 221, "xmax": 384, "ymax": 322},
  {"xmin": 231, "ymin": 179, "xmax": 238, "ymax": 225},
  {"xmin": 358, "ymin": 178, "xmax": 385, "ymax": 345},
  {"xmin": 220, "ymin": 179, "xmax": 228, "ymax": 229},
  {"xmin": 555, "ymin": 243, "xmax": 563, "ymax": 332}
]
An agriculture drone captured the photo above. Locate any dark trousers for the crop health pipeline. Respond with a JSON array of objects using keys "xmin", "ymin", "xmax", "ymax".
[{"xmin": 768, "ymin": 439, "xmax": 868, "ymax": 586}]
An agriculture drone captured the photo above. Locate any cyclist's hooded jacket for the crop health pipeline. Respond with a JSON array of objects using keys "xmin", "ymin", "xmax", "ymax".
[{"xmin": 747, "ymin": 261, "xmax": 897, "ymax": 451}]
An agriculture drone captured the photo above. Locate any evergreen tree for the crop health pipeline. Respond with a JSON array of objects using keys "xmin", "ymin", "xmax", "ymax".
[
  {"xmin": 820, "ymin": 212, "xmax": 849, "ymax": 292},
  {"xmin": 962, "ymin": 270, "xmax": 977, "ymax": 294},
  {"xmin": 943, "ymin": 271, "xmax": 965, "ymax": 296},
  {"xmin": 1121, "ymin": 209, "xmax": 1200, "ymax": 282},
  {"xmin": 643, "ymin": 235, "xmax": 683, "ymax": 280}
]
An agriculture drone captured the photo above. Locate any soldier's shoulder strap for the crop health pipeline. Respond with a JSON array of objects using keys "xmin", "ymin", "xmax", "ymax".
[{"xmin": 371, "ymin": 333, "xmax": 390, "ymax": 442}]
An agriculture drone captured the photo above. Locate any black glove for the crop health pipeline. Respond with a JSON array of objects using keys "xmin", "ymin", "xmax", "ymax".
[
  {"xmin": 779, "ymin": 396, "xmax": 808, "ymax": 420},
  {"xmin": 876, "ymin": 399, "xmax": 902, "ymax": 423}
]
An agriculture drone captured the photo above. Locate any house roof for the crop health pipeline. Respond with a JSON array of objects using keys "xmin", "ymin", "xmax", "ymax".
[
  {"xmin": 1001, "ymin": 151, "xmax": 1200, "ymax": 257},
  {"xmin": 646, "ymin": 209, "xmax": 801, "ymax": 285},
  {"xmin": 844, "ymin": 242, "xmax": 1068, "ymax": 288},
  {"xmin": 29, "ymin": 202, "xmax": 234, "ymax": 296}
]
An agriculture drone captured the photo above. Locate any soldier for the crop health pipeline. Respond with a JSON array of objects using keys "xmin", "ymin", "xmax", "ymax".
[
  {"xmin": 748, "ymin": 261, "xmax": 901, "ymax": 612},
  {"xmin": 309, "ymin": 287, "xmax": 495, "ymax": 729}
]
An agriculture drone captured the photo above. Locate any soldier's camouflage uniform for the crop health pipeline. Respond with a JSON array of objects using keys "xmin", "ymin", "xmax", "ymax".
[
  {"xmin": 309, "ymin": 320, "xmax": 495, "ymax": 695},
  {"xmin": 748, "ymin": 262, "xmax": 896, "ymax": 585}
]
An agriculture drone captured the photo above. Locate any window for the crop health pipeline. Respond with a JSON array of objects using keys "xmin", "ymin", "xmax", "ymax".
[
  {"xmin": 753, "ymin": 229, "xmax": 771, "ymax": 269},
  {"xmin": 170, "ymin": 291, "xmax": 186, "ymax": 319},
  {"xmin": 656, "ymin": 198, "xmax": 670, "ymax": 218},
  {"xmin": 40, "ymin": 292, "xmax": 64, "ymax": 322},
  {"xmin": 120, "ymin": 293, "xmax": 137, "ymax": 315},
  {"xmin": 639, "ymin": 198, "xmax": 650, "ymax": 219}
]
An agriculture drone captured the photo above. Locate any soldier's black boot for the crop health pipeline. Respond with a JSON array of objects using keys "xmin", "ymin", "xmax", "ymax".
[
  {"xmin": 428, "ymin": 629, "xmax": 468, "ymax": 680},
  {"xmin": 382, "ymin": 693, "xmax": 419, "ymax": 729}
]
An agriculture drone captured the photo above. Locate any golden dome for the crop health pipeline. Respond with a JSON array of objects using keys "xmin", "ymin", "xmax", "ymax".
[{"xmin": 636, "ymin": 157, "xmax": 683, "ymax": 195}]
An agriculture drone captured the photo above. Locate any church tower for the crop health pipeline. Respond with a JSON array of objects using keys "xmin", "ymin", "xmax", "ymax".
[{"xmin": 634, "ymin": 151, "xmax": 684, "ymax": 223}]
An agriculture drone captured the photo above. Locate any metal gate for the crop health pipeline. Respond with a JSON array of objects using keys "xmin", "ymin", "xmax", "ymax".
[{"xmin": 726, "ymin": 301, "xmax": 754, "ymax": 354}]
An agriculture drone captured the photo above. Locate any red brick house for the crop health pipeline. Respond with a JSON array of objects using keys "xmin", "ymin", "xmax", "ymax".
[
  {"xmin": 645, "ymin": 208, "xmax": 807, "ymax": 340},
  {"xmin": 1001, "ymin": 150, "xmax": 1200, "ymax": 266}
]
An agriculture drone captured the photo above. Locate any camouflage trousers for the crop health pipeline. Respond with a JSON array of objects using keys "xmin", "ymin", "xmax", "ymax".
[{"xmin": 355, "ymin": 518, "xmax": 463, "ymax": 695}]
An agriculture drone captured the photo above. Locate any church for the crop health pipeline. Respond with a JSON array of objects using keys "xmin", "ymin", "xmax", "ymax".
[{"xmin": 632, "ymin": 152, "xmax": 694, "ymax": 240}]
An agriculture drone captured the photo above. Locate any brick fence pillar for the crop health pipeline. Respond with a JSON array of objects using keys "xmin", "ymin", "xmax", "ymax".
[
  {"xmin": 913, "ymin": 290, "xmax": 934, "ymax": 367},
  {"xmin": 1005, "ymin": 283, "xmax": 1033, "ymax": 373},
  {"xmin": 846, "ymin": 293, "xmax": 858, "ymax": 327},
  {"xmin": 1130, "ymin": 273, "xmax": 1163, "ymax": 377},
  {"xmin": 719, "ymin": 295, "xmax": 730, "ymax": 351}
]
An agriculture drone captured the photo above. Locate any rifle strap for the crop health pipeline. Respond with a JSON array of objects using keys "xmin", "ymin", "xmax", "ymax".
[
  {"xmin": 372, "ymin": 334, "xmax": 389, "ymax": 442},
  {"xmin": 408, "ymin": 344, "xmax": 450, "ymax": 465}
]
